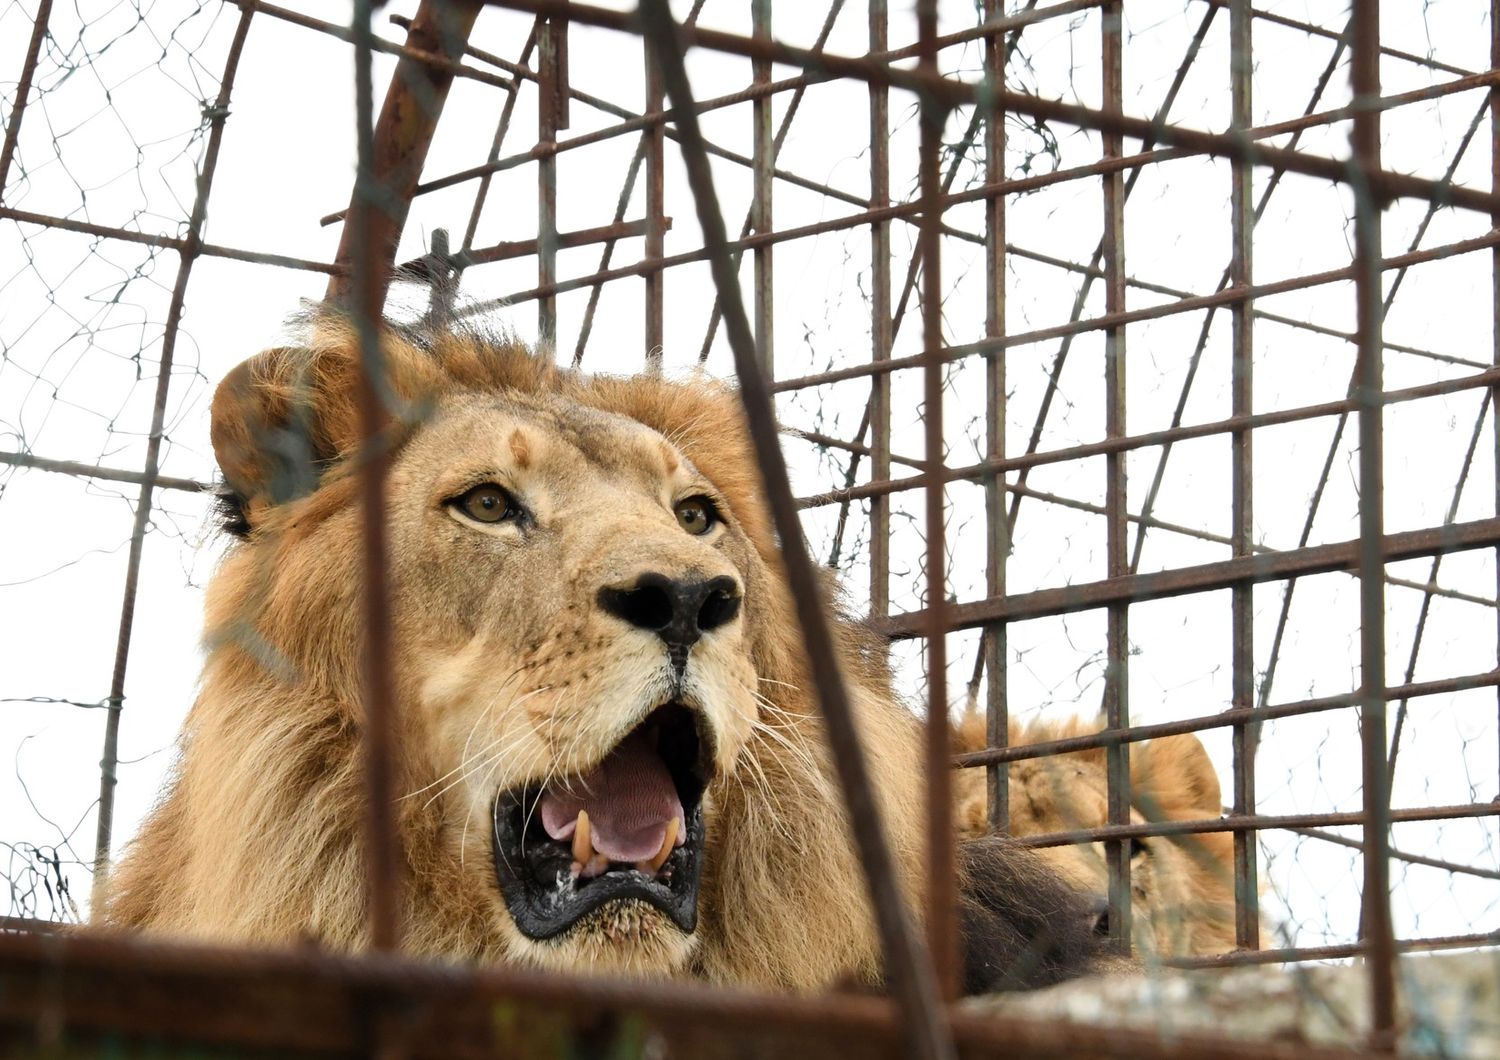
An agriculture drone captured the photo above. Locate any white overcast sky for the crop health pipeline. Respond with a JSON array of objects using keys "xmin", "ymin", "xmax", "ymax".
[{"xmin": 1, "ymin": 0, "xmax": 1497, "ymax": 950}]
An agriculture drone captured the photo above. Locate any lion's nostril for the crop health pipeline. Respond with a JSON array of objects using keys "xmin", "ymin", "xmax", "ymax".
[
  {"xmin": 600, "ymin": 574, "xmax": 742, "ymax": 669},
  {"xmin": 696, "ymin": 577, "xmax": 741, "ymax": 632},
  {"xmin": 600, "ymin": 582, "xmax": 674, "ymax": 632}
]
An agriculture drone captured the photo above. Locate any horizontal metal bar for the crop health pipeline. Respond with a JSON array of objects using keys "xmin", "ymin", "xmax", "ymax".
[
  {"xmin": 778, "ymin": 229, "xmax": 1500, "ymax": 400},
  {"xmin": 801, "ymin": 362, "xmax": 1500, "ymax": 512},
  {"xmin": 374, "ymin": 47, "xmax": 1499, "ymax": 235},
  {"xmin": 0, "ymin": 450, "xmax": 210, "ymax": 494},
  {"xmin": 455, "ymin": 217, "xmax": 662, "ymax": 267},
  {"xmin": 955, "ymin": 668, "xmax": 1500, "ymax": 767},
  {"xmin": 1011, "ymin": 801, "xmax": 1500, "ymax": 848},
  {"xmin": 230, "ymin": 0, "xmax": 514, "ymax": 91},
  {"xmin": 0, "ymin": 206, "xmax": 344, "ymax": 274},
  {"xmin": 1197, "ymin": 0, "xmax": 1476, "ymax": 79},
  {"xmin": 481, "ymin": 0, "xmax": 1500, "ymax": 216},
  {"xmin": 878, "ymin": 516, "xmax": 1500, "ymax": 635},
  {"xmin": 1166, "ymin": 930, "xmax": 1500, "ymax": 970},
  {"xmin": 0, "ymin": 928, "xmax": 1375, "ymax": 1060}
]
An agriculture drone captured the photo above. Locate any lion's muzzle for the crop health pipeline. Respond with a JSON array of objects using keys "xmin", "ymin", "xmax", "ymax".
[{"xmin": 491, "ymin": 703, "xmax": 714, "ymax": 940}]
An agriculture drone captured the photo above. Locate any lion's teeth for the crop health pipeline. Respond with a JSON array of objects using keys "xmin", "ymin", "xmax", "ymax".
[
  {"xmin": 640, "ymin": 817, "xmax": 679, "ymax": 874},
  {"xmin": 571, "ymin": 810, "xmax": 592, "ymax": 867}
]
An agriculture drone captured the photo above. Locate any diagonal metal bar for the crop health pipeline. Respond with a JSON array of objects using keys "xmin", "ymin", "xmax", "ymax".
[
  {"xmin": 327, "ymin": 0, "xmax": 483, "ymax": 305},
  {"xmin": 635, "ymin": 0, "xmax": 953, "ymax": 1054},
  {"xmin": 0, "ymin": 0, "xmax": 51, "ymax": 200},
  {"xmin": 482, "ymin": 0, "xmax": 1500, "ymax": 216},
  {"xmin": 90, "ymin": 4, "xmax": 256, "ymax": 904}
]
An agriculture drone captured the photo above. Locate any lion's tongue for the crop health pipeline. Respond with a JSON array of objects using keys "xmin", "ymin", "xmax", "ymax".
[{"xmin": 539, "ymin": 731, "xmax": 684, "ymax": 863}]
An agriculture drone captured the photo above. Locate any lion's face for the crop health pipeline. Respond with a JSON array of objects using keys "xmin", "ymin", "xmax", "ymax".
[
  {"xmin": 955, "ymin": 722, "xmax": 1237, "ymax": 957},
  {"xmin": 391, "ymin": 391, "xmax": 768, "ymax": 973}
]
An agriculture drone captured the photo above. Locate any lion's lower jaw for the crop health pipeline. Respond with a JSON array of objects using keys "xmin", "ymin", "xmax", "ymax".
[{"xmin": 507, "ymin": 899, "xmax": 699, "ymax": 979}]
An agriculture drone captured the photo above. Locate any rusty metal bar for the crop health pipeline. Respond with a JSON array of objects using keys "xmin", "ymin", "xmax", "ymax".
[
  {"xmin": 233, "ymin": 0, "xmax": 512, "ymax": 91},
  {"xmin": 536, "ymin": 12, "xmax": 564, "ymax": 350},
  {"xmin": 635, "ymin": 0, "xmax": 952, "ymax": 1054},
  {"xmin": 0, "ymin": 206, "xmax": 343, "ymax": 273},
  {"xmin": 327, "ymin": 0, "xmax": 483, "ymax": 305},
  {"xmin": 982, "ymin": 0, "xmax": 1008, "ymax": 835},
  {"xmin": 916, "ymin": 0, "xmax": 957, "ymax": 1001},
  {"xmin": 1351, "ymin": 4, "xmax": 1396, "ymax": 1046},
  {"xmin": 1286, "ymin": 826, "xmax": 1500, "ymax": 884},
  {"xmin": 478, "ymin": 172, "xmax": 1500, "ymax": 321},
  {"xmin": 1011, "ymin": 801, "xmax": 1500, "ymax": 848},
  {"xmin": 751, "ymin": 0, "xmax": 773, "ymax": 375},
  {"xmin": 89, "ymin": 4, "xmax": 255, "ymax": 905},
  {"xmin": 0, "ymin": 929, "xmax": 1378, "ymax": 1060},
  {"xmin": 878, "ymin": 516, "xmax": 1500, "ymax": 636},
  {"xmin": 481, "ymin": 0, "xmax": 1500, "ymax": 217},
  {"xmin": 696, "ymin": 0, "xmax": 846, "ymax": 364},
  {"xmin": 1099, "ymin": 0, "xmax": 1130, "ymax": 955},
  {"xmin": 645, "ymin": 27, "xmax": 666, "ymax": 368},
  {"xmin": 455, "ymin": 24, "xmax": 534, "ymax": 254},
  {"xmin": 869, "ymin": 0, "xmax": 891, "ymax": 620},
  {"xmin": 1492, "ymin": 0, "xmax": 1500, "ymax": 835},
  {"xmin": 1228, "ymin": 0, "xmax": 1258, "ymax": 953},
  {"xmin": 349, "ymin": 0, "xmax": 402, "ymax": 954},
  {"xmin": 798, "ymin": 363, "xmax": 1500, "ymax": 511},
  {"xmin": 1198, "ymin": 0, "xmax": 1475, "ymax": 78},
  {"xmin": 955, "ymin": 667, "xmax": 1500, "ymax": 768},
  {"xmin": 331, "ymin": 51, "xmax": 1500, "ymax": 252},
  {"xmin": 575, "ymin": 1, "xmax": 704, "ymax": 368},
  {"xmin": 1167, "ymin": 930, "xmax": 1500, "ymax": 970},
  {"xmin": 403, "ymin": 218, "xmax": 659, "ymax": 273},
  {"xmin": 0, "ymin": 451, "xmax": 208, "ymax": 494},
  {"xmin": 0, "ymin": 0, "xmax": 51, "ymax": 200}
]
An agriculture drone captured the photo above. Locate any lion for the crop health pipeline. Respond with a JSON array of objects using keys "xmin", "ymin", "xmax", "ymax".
[
  {"xmin": 954, "ymin": 713, "xmax": 1238, "ymax": 957},
  {"xmin": 102, "ymin": 317, "xmax": 1106, "ymax": 994}
]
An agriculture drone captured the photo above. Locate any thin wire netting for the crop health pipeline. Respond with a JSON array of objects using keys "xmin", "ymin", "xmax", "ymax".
[{"xmin": 0, "ymin": 0, "xmax": 1495, "ymax": 1044}]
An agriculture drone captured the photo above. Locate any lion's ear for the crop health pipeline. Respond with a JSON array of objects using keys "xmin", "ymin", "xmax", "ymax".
[
  {"xmin": 210, "ymin": 344, "xmax": 362, "ymax": 534},
  {"xmin": 1130, "ymin": 733, "xmax": 1223, "ymax": 821}
]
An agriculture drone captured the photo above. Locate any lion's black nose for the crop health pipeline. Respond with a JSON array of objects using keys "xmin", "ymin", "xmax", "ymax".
[{"xmin": 599, "ymin": 574, "xmax": 741, "ymax": 669}]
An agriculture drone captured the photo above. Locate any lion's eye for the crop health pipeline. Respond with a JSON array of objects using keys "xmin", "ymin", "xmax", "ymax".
[
  {"xmin": 1129, "ymin": 836, "xmax": 1150, "ymax": 860},
  {"xmin": 454, "ymin": 484, "xmax": 517, "ymax": 525},
  {"xmin": 674, "ymin": 496, "xmax": 716, "ymax": 535}
]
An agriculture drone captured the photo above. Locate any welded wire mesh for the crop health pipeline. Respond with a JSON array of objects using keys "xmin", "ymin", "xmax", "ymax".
[{"xmin": 1, "ymin": 0, "xmax": 1498, "ymax": 1055}]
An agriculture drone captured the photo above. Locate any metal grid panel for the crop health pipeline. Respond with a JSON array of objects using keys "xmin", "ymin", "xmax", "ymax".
[{"xmin": 1, "ymin": 0, "xmax": 1497, "ymax": 1054}]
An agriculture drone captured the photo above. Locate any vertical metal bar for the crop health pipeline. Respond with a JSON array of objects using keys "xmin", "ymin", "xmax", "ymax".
[
  {"xmin": 751, "ymin": 0, "xmax": 773, "ymax": 375},
  {"xmin": 537, "ymin": 14, "xmax": 561, "ymax": 350},
  {"xmin": 1228, "ymin": 0, "xmax": 1259, "ymax": 952},
  {"xmin": 1351, "ymin": 2, "xmax": 1396, "ymax": 1046},
  {"xmin": 645, "ymin": 36, "xmax": 666, "ymax": 369},
  {"xmin": 326, "ymin": 0, "xmax": 482, "ymax": 304},
  {"xmin": 90, "ymin": 7, "xmax": 255, "ymax": 902},
  {"xmin": 1100, "ymin": 0, "xmax": 1131, "ymax": 953},
  {"xmin": 460, "ymin": 31, "xmax": 537, "ymax": 254},
  {"xmin": 350, "ymin": 0, "xmax": 402, "ymax": 954},
  {"xmin": 1491, "ymin": 0, "xmax": 1500, "ymax": 823},
  {"xmin": 981, "ymin": 0, "xmax": 1009, "ymax": 834},
  {"xmin": 635, "ymin": 4, "xmax": 953, "ymax": 1055},
  {"xmin": 869, "ymin": 0, "xmax": 891, "ymax": 620},
  {"xmin": 916, "ymin": 0, "xmax": 957, "ymax": 1001},
  {"xmin": 0, "ymin": 0, "xmax": 51, "ymax": 201}
]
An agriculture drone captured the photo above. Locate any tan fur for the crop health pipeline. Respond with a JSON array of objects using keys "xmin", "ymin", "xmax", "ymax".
[
  {"xmin": 954, "ymin": 713, "xmax": 1237, "ymax": 957},
  {"xmin": 103, "ymin": 322, "xmax": 927, "ymax": 990}
]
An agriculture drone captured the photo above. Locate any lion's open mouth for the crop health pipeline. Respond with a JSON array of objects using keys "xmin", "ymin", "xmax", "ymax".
[{"xmin": 491, "ymin": 703, "xmax": 713, "ymax": 940}]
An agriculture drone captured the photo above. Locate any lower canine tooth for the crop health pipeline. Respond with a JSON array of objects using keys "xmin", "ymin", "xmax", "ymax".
[
  {"xmin": 572, "ymin": 810, "xmax": 592, "ymax": 866},
  {"xmin": 643, "ymin": 817, "xmax": 679, "ymax": 874}
]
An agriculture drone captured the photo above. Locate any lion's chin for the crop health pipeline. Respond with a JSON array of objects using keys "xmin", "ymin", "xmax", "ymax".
[
  {"xmin": 490, "ymin": 703, "xmax": 714, "ymax": 942},
  {"xmin": 507, "ymin": 899, "xmax": 699, "ymax": 978}
]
